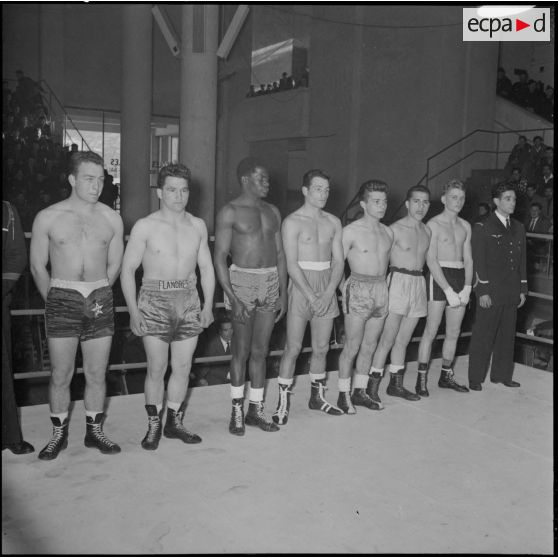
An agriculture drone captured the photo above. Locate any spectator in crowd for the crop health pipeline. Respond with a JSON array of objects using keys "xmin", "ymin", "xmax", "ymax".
[
  {"xmin": 474, "ymin": 202, "xmax": 491, "ymax": 224},
  {"xmin": 98, "ymin": 170, "xmax": 118, "ymax": 209},
  {"xmin": 542, "ymin": 146, "xmax": 553, "ymax": 169},
  {"xmin": 525, "ymin": 80, "xmax": 544, "ymax": 113},
  {"xmin": 506, "ymin": 136, "xmax": 531, "ymax": 177},
  {"xmin": 540, "ymin": 185, "xmax": 553, "ymax": 221},
  {"xmin": 524, "ymin": 202, "xmax": 550, "ymax": 272},
  {"xmin": 537, "ymin": 163, "xmax": 553, "ymax": 193},
  {"xmin": 539, "ymin": 86, "xmax": 554, "ymax": 121},
  {"xmin": 496, "ymin": 67, "xmax": 512, "ymax": 98},
  {"xmin": 14, "ymin": 70, "xmax": 44, "ymax": 113},
  {"xmin": 511, "ymin": 70, "xmax": 529, "ymax": 107},
  {"xmin": 524, "ymin": 183, "xmax": 545, "ymax": 211},
  {"xmin": 530, "ymin": 136, "xmax": 546, "ymax": 177},
  {"xmin": 279, "ymin": 72, "xmax": 293, "ymax": 91},
  {"xmin": 195, "ymin": 316, "xmax": 234, "ymax": 387},
  {"xmin": 2, "ymin": 200, "xmax": 34, "ymax": 455}
]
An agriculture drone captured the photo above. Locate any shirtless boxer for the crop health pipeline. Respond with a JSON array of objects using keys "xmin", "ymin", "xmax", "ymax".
[
  {"xmin": 121, "ymin": 163, "xmax": 215, "ymax": 450},
  {"xmin": 214, "ymin": 158, "xmax": 287, "ymax": 435},
  {"xmin": 336, "ymin": 180, "xmax": 394, "ymax": 414},
  {"xmin": 416, "ymin": 179, "xmax": 471, "ymax": 395},
  {"xmin": 368, "ymin": 185, "xmax": 431, "ymax": 406},
  {"xmin": 30, "ymin": 151, "xmax": 124, "ymax": 460},
  {"xmin": 272, "ymin": 169, "xmax": 345, "ymax": 425}
]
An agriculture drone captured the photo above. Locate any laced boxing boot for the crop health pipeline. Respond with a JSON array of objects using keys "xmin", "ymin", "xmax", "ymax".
[
  {"xmin": 438, "ymin": 368, "xmax": 469, "ymax": 392},
  {"xmin": 245, "ymin": 401, "xmax": 279, "ymax": 432},
  {"xmin": 84, "ymin": 413, "xmax": 122, "ymax": 454},
  {"xmin": 141, "ymin": 405, "xmax": 163, "ymax": 450},
  {"xmin": 308, "ymin": 379, "xmax": 343, "ymax": 415},
  {"xmin": 366, "ymin": 372, "xmax": 384, "ymax": 410},
  {"xmin": 415, "ymin": 371, "xmax": 429, "ymax": 397},
  {"xmin": 38, "ymin": 416, "xmax": 69, "ymax": 460},
  {"xmin": 229, "ymin": 398, "xmax": 245, "ymax": 436},
  {"xmin": 272, "ymin": 383, "xmax": 293, "ymax": 425},
  {"xmin": 386, "ymin": 369, "xmax": 421, "ymax": 401},
  {"xmin": 337, "ymin": 390, "xmax": 356, "ymax": 414},
  {"xmin": 163, "ymin": 402, "xmax": 202, "ymax": 443},
  {"xmin": 351, "ymin": 388, "xmax": 383, "ymax": 411}
]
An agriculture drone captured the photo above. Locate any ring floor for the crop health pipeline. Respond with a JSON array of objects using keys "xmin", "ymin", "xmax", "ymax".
[{"xmin": 2, "ymin": 356, "xmax": 553, "ymax": 555}]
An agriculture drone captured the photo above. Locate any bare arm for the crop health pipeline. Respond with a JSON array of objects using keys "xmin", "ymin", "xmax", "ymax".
[
  {"xmin": 120, "ymin": 220, "xmax": 147, "ymax": 336},
  {"xmin": 324, "ymin": 217, "xmax": 344, "ymax": 297},
  {"xmin": 29, "ymin": 211, "xmax": 52, "ymax": 301},
  {"xmin": 282, "ymin": 217, "xmax": 316, "ymax": 303},
  {"xmin": 462, "ymin": 220, "xmax": 473, "ymax": 287},
  {"xmin": 195, "ymin": 218, "xmax": 216, "ymax": 329},
  {"xmin": 272, "ymin": 205, "xmax": 288, "ymax": 322},
  {"xmin": 425, "ymin": 221, "xmax": 450, "ymax": 291},
  {"xmin": 106, "ymin": 213, "xmax": 124, "ymax": 286}
]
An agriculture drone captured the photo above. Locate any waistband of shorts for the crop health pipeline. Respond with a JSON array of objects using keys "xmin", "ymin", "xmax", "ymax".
[
  {"xmin": 229, "ymin": 264, "xmax": 277, "ymax": 275},
  {"xmin": 50, "ymin": 278, "xmax": 109, "ymax": 290},
  {"xmin": 349, "ymin": 272, "xmax": 385, "ymax": 282},
  {"xmin": 389, "ymin": 267, "xmax": 423, "ymax": 276},
  {"xmin": 438, "ymin": 261, "xmax": 464, "ymax": 269},
  {"xmin": 142, "ymin": 277, "xmax": 196, "ymax": 291},
  {"xmin": 298, "ymin": 261, "xmax": 331, "ymax": 271}
]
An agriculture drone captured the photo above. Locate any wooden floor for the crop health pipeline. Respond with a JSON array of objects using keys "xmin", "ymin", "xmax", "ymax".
[{"xmin": 2, "ymin": 356, "xmax": 553, "ymax": 555}]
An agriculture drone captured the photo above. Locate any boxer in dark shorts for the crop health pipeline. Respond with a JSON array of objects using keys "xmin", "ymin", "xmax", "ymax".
[
  {"xmin": 45, "ymin": 278, "xmax": 114, "ymax": 340},
  {"xmin": 224, "ymin": 264, "xmax": 279, "ymax": 314},
  {"xmin": 342, "ymin": 272, "xmax": 388, "ymax": 320},
  {"xmin": 138, "ymin": 277, "xmax": 203, "ymax": 343},
  {"xmin": 427, "ymin": 261, "xmax": 465, "ymax": 302}
]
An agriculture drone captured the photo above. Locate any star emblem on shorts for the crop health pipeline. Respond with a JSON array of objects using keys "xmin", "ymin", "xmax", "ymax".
[{"xmin": 92, "ymin": 302, "xmax": 103, "ymax": 317}]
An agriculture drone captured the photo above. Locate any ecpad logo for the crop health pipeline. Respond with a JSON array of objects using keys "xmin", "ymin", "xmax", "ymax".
[{"xmin": 463, "ymin": 7, "xmax": 550, "ymax": 41}]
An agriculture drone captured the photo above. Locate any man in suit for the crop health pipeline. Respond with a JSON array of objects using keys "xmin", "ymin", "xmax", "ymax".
[
  {"xmin": 195, "ymin": 316, "xmax": 233, "ymax": 386},
  {"xmin": 468, "ymin": 182, "xmax": 528, "ymax": 390},
  {"xmin": 525, "ymin": 203, "xmax": 550, "ymax": 234}
]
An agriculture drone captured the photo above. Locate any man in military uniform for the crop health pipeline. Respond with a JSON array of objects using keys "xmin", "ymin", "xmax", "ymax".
[
  {"xmin": 468, "ymin": 183, "xmax": 528, "ymax": 390},
  {"xmin": 2, "ymin": 200, "xmax": 34, "ymax": 454}
]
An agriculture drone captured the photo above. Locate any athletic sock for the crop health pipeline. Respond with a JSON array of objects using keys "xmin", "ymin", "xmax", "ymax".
[
  {"xmin": 369, "ymin": 366, "xmax": 384, "ymax": 376},
  {"xmin": 338, "ymin": 377, "xmax": 351, "ymax": 392},
  {"xmin": 167, "ymin": 401, "xmax": 181, "ymax": 412},
  {"xmin": 278, "ymin": 377, "xmax": 293, "ymax": 387},
  {"xmin": 231, "ymin": 384, "xmax": 245, "ymax": 400},
  {"xmin": 309, "ymin": 372, "xmax": 326, "ymax": 382},
  {"xmin": 156, "ymin": 403, "xmax": 163, "ymax": 414},
  {"xmin": 249, "ymin": 387, "xmax": 264, "ymax": 403},
  {"xmin": 353, "ymin": 373, "xmax": 369, "ymax": 389},
  {"xmin": 51, "ymin": 411, "xmax": 69, "ymax": 422},
  {"xmin": 85, "ymin": 410, "xmax": 102, "ymax": 420},
  {"xmin": 388, "ymin": 364, "xmax": 404, "ymax": 374}
]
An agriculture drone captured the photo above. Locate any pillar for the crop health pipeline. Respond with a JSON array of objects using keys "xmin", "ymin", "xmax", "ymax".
[
  {"xmin": 120, "ymin": 5, "xmax": 153, "ymax": 233},
  {"xmin": 179, "ymin": 5, "xmax": 219, "ymax": 231}
]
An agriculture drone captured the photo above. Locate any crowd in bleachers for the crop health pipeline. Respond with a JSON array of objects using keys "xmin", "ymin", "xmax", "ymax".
[
  {"xmin": 246, "ymin": 67, "xmax": 309, "ymax": 97},
  {"xmin": 496, "ymin": 67, "xmax": 554, "ymax": 121},
  {"xmin": 2, "ymin": 71, "xmax": 117, "ymax": 232}
]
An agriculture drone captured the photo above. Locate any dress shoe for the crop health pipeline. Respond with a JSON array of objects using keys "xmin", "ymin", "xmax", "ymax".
[
  {"xmin": 492, "ymin": 380, "xmax": 520, "ymax": 387},
  {"xmin": 5, "ymin": 441, "xmax": 34, "ymax": 454},
  {"xmin": 469, "ymin": 382, "xmax": 482, "ymax": 391}
]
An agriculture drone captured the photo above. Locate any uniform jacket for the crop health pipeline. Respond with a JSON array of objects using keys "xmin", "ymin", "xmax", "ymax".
[
  {"xmin": 2, "ymin": 201, "xmax": 27, "ymax": 298},
  {"xmin": 472, "ymin": 213, "xmax": 528, "ymax": 306}
]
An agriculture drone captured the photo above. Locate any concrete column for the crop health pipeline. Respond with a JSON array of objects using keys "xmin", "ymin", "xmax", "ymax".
[
  {"xmin": 120, "ymin": 5, "xmax": 153, "ymax": 232},
  {"xmin": 179, "ymin": 4, "xmax": 219, "ymax": 231}
]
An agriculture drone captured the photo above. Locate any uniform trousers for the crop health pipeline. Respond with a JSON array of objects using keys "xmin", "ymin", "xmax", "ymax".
[{"xmin": 468, "ymin": 302, "xmax": 518, "ymax": 384}]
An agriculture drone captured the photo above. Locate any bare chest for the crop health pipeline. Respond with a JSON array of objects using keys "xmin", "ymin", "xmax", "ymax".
[
  {"xmin": 298, "ymin": 219, "xmax": 334, "ymax": 247},
  {"xmin": 147, "ymin": 225, "xmax": 200, "ymax": 259},
  {"xmin": 50, "ymin": 214, "xmax": 112, "ymax": 248},
  {"xmin": 395, "ymin": 228, "xmax": 429, "ymax": 254},
  {"xmin": 233, "ymin": 206, "xmax": 277, "ymax": 238},
  {"xmin": 436, "ymin": 222, "xmax": 466, "ymax": 247}
]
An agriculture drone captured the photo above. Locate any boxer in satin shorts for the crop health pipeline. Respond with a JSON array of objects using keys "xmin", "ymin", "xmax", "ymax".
[
  {"xmin": 138, "ymin": 277, "xmax": 203, "ymax": 343},
  {"xmin": 224, "ymin": 264, "xmax": 280, "ymax": 314},
  {"xmin": 387, "ymin": 267, "xmax": 427, "ymax": 318},
  {"xmin": 45, "ymin": 278, "xmax": 114, "ymax": 341},
  {"xmin": 341, "ymin": 272, "xmax": 388, "ymax": 320},
  {"xmin": 289, "ymin": 267, "xmax": 339, "ymax": 320}
]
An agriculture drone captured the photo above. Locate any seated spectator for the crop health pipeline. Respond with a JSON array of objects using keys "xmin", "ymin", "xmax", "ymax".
[
  {"xmin": 496, "ymin": 67, "xmax": 512, "ymax": 98},
  {"xmin": 474, "ymin": 202, "xmax": 491, "ymax": 224},
  {"xmin": 511, "ymin": 70, "xmax": 529, "ymax": 106},
  {"xmin": 194, "ymin": 316, "xmax": 233, "ymax": 386},
  {"xmin": 506, "ymin": 136, "xmax": 531, "ymax": 177}
]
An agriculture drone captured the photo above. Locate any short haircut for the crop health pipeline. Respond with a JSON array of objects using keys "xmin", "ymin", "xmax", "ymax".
[
  {"xmin": 533, "ymin": 135, "xmax": 542, "ymax": 142},
  {"xmin": 358, "ymin": 179, "xmax": 388, "ymax": 202},
  {"xmin": 216, "ymin": 316, "xmax": 232, "ymax": 330},
  {"xmin": 492, "ymin": 182, "xmax": 515, "ymax": 200},
  {"xmin": 157, "ymin": 163, "xmax": 191, "ymax": 189},
  {"xmin": 302, "ymin": 169, "xmax": 330, "ymax": 188},
  {"xmin": 518, "ymin": 135, "xmax": 526, "ymax": 142},
  {"xmin": 530, "ymin": 202, "xmax": 542, "ymax": 210},
  {"xmin": 236, "ymin": 157, "xmax": 265, "ymax": 183},
  {"xmin": 68, "ymin": 151, "xmax": 104, "ymax": 176},
  {"xmin": 478, "ymin": 202, "xmax": 491, "ymax": 212},
  {"xmin": 406, "ymin": 184, "xmax": 430, "ymax": 201},
  {"xmin": 442, "ymin": 178, "xmax": 465, "ymax": 195}
]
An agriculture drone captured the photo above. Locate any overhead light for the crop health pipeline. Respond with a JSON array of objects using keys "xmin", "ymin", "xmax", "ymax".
[{"xmin": 477, "ymin": 5, "xmax": 535, "ymax": 17}]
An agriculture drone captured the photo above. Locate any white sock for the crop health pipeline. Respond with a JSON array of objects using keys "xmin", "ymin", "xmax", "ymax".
[
  {"xmin": 167, "ymin": 401, "xmax": 181, "ymax": 412},
  {"xmin": 388, "ymin": 364, "xmax": 404, "ymax": 374},
  {"xmin": 231, "ymin": 384, "xmax": 245, "ymax": 399},
  {"xmin": 51, "ymin": 411, "xmax": 69, "ymax": 422},
  {"xmin": 249, "ymin": 387, "xmax": 264, "ymax": 403},
  {"xmin": 156, "ymin": 403, "xmax": 163, "ymax": 414},
  {"xmin": 278, "ymin": 377, "xmax": 293, "ymax": 387},
  {"xmin": 310, "ymin": 372, "xmax": 326, "ymax": 382},
  {"xmin": 85, "ymin": 410, "xmax": 102, "ymax": 420},
  {"xmin": 338, "ymin": 377, "xmax": 351, "ymax": 392},
  {"xmin": 370, "ymin": 366, "xmax": 384, "ymax": 376},
  {"xmin": 353, "ymin": 373, "xmax": 369, "ymax": 389}
]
